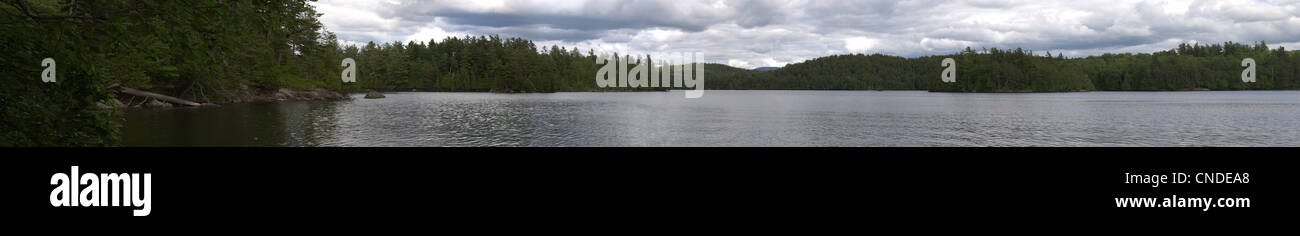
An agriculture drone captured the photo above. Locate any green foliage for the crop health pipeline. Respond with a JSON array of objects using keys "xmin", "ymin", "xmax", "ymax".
[
  {"xmin": 1080, "ymin": 41, "xmax": 1299, "ymax": 91},
  {"xmin": 928, "ymin": 47, "xmax": 1094, "ymax": 92},
  {"xmin": 348, "ymin": 35, "xmax": 663, "ymax": 93},
  {"xmin": 709, "ymin": 42, "xmax": 1297, "ymax": 92},
  {"xmin": 707, "ymin": 54, "xmax": 937, "ymax": 90},
  {"xmin": 1, "ymin": 0, "xmax": 120, "ymax": 146},
  {"xmin": 1, "ymin": 0, "xmax": 336, "ymax": 146}
]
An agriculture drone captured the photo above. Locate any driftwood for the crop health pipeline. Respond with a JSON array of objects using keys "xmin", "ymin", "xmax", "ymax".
[{"xmin": 108, "ymin": 84, "xmax": 202, "ymax": 107}]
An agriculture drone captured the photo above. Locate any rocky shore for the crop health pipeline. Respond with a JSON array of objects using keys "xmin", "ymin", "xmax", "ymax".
[
  {"xmin": 106, "ymin": 84, "xmax": 348, "ymax": 109},
  {"xmin": 227, "ymin": 85, "xmax": 348, "ymax": 103}
]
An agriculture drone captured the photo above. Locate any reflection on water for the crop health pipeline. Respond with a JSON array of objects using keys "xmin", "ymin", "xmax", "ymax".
[
  {"xmin": 124, "ymin": 91, "xmax": 1300, "ymax": 146},
  {"xmin": 123, "ymin": 99, "xmax": 342, "ymax": 146}
]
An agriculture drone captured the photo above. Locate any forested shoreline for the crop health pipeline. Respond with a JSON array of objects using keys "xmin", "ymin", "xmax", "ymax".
[
  {"xmin": 710, "ymin": 42, "xmax": 1300, "ymax": 92},
  {"xmin": 5, "ymin": 1, "xmax": 345, "ymax": 146},
  {"xmin": 353, "ymin": 40, "xmax": 1300, "ymax": 93}
]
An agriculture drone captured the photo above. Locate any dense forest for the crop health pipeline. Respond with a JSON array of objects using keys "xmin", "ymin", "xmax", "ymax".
[
  {"xmin": 2, "ymin": 1, "xmax": 1298, "ymax": 146},
  {"xmin": 3, "ymin": 0, "xmax": 342, "ymax": 146},
  {"xmin": 351, "ymin": 40, "xmax": 1300, "ymax": 93},
  {"xmin": 707, "ymin": 54, "xmax": 937, "ymax": 90},
  {"xmin": 343, "ymin": 36, "xmax": 667, "ymax": 92},
  {"xmin": 710, "ymin": 42, "xmax": 1299, "ymax": 92}
]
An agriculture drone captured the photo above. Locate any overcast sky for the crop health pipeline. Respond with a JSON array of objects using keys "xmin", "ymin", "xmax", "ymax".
[{"xmin": 312, "ymin": 0, "xmax": 1300, "ymax": 69}]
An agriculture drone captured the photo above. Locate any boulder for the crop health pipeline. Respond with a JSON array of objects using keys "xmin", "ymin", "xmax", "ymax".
[
  {"xmin": 144, "ymin": 99, "xmax": 172, "ymax": 108},
  {"xmin": 364, "ymin": 90, "xmax": 385, "ymax": 99},
  {"xmin": 96, "ymin": 99, "xmax": 125, "ymax": 109},
  {"xmin": 275, "ymin": 88, "xmax": 295, "ymax": 100}
]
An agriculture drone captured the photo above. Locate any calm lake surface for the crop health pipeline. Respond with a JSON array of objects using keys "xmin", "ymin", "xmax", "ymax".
[{"xmin": 123, "ymin": 90, "xmax": 1300, "ymax": 146}]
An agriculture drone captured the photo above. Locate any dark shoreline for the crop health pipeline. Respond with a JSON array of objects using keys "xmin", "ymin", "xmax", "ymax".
[
  {"xmin": 110, "ymin": 86, "xmax": 349, "ymax": 109},
  {"xmin": 115, "ymin": 87, "xmax": 1300, "ymax": 109}
]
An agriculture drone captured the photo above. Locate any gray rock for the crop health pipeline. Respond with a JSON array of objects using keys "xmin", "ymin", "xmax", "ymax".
[
  {"xmin": 144, "ymin": 99, "xmax": 172, "ymax": 108},
  {"xmin": 315, "ymin": 89, "xmax": 345, "ymax": 100},
  {"xmin": 301, "ymin": 90, "xmax": 319, "ymax": 100},
  {"xmin": 108, "ymin": 98, "xmax": 125, "ymax": 107},
  {"xmin": 275, "ymin": 88, "xmax": 294, "ymax": 100},
  {"xmin": 364, "ymin": 90, "xmax": 385, "ymax": 99},
  {"xmin": 96, "ymin": 99, "xmax": 125, "ymax": 109}
]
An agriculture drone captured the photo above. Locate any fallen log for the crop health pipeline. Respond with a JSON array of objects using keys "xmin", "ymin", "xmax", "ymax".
[{"xmin": 108, "ymin": 84, "xmax": 202, "ymax": 107}]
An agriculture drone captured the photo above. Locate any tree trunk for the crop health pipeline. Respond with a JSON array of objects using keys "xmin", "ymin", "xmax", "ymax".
[{"xmin": 108, "ymin": 84, "xmax": 202, "ymax": 107}]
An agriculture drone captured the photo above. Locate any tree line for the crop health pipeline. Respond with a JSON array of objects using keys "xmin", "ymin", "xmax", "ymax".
[
  {"xmin": 343, "ymin": 35, "xmax": 668, "ymax": 93},
  {"xmin": 709, "ymin": 41, "xmax": 1298, "ymax": 92}
]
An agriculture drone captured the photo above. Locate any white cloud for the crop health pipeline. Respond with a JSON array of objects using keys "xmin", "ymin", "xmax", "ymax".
[
  {"xmin": 405, "ymin": 25, "xmax": 454, "ymax": 43},
  {"xmin": 313, "ymin": 0, "xmax": 1300, "ymax": 69},
  {"xmin": 727, "ymin": 59, "xmax": 753, "ymax": 69},
  {"xmin": 844, "ymin": 37, "xmax": 878, "ymax": 53}
]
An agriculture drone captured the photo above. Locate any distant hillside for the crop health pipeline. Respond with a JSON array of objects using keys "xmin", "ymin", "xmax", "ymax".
[
  {"xmin": 706, "ymin": 41, "xmax": 1300, "ymax": 92},
  {"xmin": 705, "ymin": 54, "xmax": 936, "ymax": 90},
  {"xmin": 752, "ymin": 67, "xmax": 780, "ymax": 71}
]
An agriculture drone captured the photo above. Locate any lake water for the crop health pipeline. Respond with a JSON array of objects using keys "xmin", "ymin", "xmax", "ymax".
[{"xmin": 123, "ymin": 90, "xmax": 1300, "ymax": 146}]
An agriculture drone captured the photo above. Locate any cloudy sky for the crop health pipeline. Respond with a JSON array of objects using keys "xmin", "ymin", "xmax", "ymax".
[{"xmin": 312, "ymin": 0, "xmax": 1300, "ymax": 69}]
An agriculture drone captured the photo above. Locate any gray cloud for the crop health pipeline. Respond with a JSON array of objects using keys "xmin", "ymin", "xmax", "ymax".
[{"xmin": 315, "ymin": 0, "xmax": 1300, "ymax": 69}]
